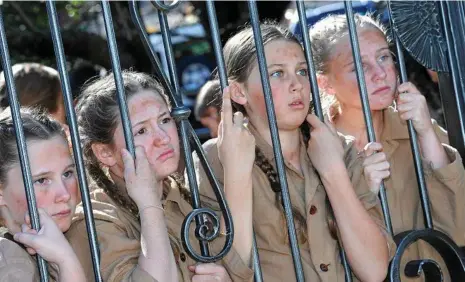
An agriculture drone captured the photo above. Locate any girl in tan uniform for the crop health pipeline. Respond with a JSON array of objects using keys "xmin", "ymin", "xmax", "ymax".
[
  {"xmin": 0, "ymin": 108, "xmax": 85, "ymax": 281},
  {"xmin": 310, "ymin": 14, "xmax": 465, "ymax": 281},
  {"xmin": 192, "ymin": 23, "xmax": 395, "ymax": 282},
  {"xmin": 67, "ymin": 71, "xmax": 254, "ymax": 282}
]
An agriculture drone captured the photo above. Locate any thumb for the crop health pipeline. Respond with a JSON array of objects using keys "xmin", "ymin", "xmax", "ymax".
[
  {"xmin": 306, "ymin": 114, "xmax": 323, "ymax": 128},
  {"xmin": 14, "ymin": 232, "xmax": 39, "ymax": 249},
  {"xmin": 363, "ymin": 142, "xmax": 383, "ymax": 157}
]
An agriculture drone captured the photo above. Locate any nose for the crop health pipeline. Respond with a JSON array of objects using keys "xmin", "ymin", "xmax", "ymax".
[
  {"xmin": 55, "ymin": 182, "xmax": 71, "ymax": 203},
  {"xmin": 290, "ymin": 74, "xmax": 303, "ymax": 92},
  {"xmin": 371, "ymin": 63, "xmax": 387, "ymax": 81},
  {"xmin": 152, "ymin": 126, "xmax": 171, "ymax": 147}
]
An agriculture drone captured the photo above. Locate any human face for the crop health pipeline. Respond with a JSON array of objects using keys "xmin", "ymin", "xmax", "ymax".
[
  {"xmin": 325, "ymin": 28, "xmax": 397, "ymax": 111},
  {"xmin": 0, "ymin": 136, "xmax": 78, "ymax": 233},
  {"xmin": 111, "ymin": 90, "xmax": 180, "ymax": 181},
  {"xmin": 243, "ymin": 40, "xmax": 311, "ymax": 131}
]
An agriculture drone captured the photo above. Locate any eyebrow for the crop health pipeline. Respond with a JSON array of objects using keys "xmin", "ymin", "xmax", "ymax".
[
  {"xmin": 132, "ymin": 111, "xmax": 169, "ymax": 128},
  {"xmin": 267, "ymin": 62, "xmax": 308, "ymax": 68},
  {"xmin": 32, "ymin": 163, "xmax": 76, "ymax": 178},
  {"xmin": 343, "ymin": 47, "xmax": 391, "ymax": 67}
]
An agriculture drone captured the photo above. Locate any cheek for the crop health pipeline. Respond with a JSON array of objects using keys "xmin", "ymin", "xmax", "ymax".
[{"xmin": 66, "ymin": 177, "xmax": 79, "ymax": 203}]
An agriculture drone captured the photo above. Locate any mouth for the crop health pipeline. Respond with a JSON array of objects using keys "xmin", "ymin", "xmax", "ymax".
[
  {"xmin": 52, "ymin": 209, "xmax": 71, "ymax": 218},
  {"xmin": 289, "ymin": 100, "xmax": 304, "ymax": 109},
  {"xmin": 157, "ymin": 148, "xmax": 175, "ymax": 161},
  {"xmin": 372, "ymin": 86, "xmax": 390, "ymax": 95}
]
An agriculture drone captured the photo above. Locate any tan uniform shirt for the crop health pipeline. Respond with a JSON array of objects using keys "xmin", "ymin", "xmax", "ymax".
[
  {"xmin": 191, "ymin": 126, "xmax": 394, "ymax": 282},
  {"xmin": 381, "ymin": 107, "xmax": 465, "ymax": 281},
  {"xmin": 66, "ymin": 180, "xmax": 254, "ymax": 282},
  {"xmin": 0, "ymin": 234, "xmax": 38, "ymax": 282}
]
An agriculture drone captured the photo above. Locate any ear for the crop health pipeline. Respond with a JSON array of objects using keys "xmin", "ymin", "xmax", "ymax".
[
  {"xmin": 91, "ymin": 143, "xmax": 117, "ymax": 168},
  {"xmin": 317, "ymin": 74, "xmax": 336, "ymax": 96},
  {"xmin": 0, "ymin": 188, "xmax": 5, "ymax": 207},
  {"xmin": 229, "ymin": 82, "xmax": 248, "ymax": 106}
]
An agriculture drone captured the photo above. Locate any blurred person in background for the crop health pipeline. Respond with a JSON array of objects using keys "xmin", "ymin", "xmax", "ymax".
[{"xmin": 194, "ymin": 80, "xmax": 222, "ymax": 138}]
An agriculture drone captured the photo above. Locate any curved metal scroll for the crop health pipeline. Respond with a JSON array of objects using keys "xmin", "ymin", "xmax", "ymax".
[
  {"xmin": 129, "ymin": 0, "xmax": 234, "ymax": 263},
  {"xmin": 390, "ymin": 1, "xmax": 448, "ymax": 72},
  {"xmin": 389, "ymin": 230, "xmax": 465, "ymax": 282}
]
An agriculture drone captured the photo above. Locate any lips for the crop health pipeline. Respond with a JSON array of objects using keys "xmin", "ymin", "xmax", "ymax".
[
  {"xmin": 289, "ymin": 100, "xmax": 304, "ymax": 109},
  {"xmin": 53, "ymin": 209, "xmax": 71, "ymax": 218},
  {"xmin": 157, "ymin": 148, "xmax": 175, "ymax": 161},
  {"xmin": 372, "ymin": 86, "xmax": 390, "ymax": 95}
]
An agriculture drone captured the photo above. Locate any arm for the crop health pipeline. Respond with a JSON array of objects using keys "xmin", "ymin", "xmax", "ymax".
[
  {"xmin": 306, "ymin": 114, "xmax": 389, "ymax": 282},
  {"xmin": 122, "ymin": 147, "xmax": 177, "ymax": 282}
]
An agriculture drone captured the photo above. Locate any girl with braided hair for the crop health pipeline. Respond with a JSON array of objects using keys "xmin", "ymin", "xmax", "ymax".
[
  {"xmin": 66, "ymin": 71, "xmax": 254, "ymax": 282},
  {"xmin": 192, "ymin": 23, "xmax": 395, "ymax": 282}
]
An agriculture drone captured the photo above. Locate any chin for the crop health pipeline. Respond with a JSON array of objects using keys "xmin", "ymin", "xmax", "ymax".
[{"xmin": 58, "ymin": 219, "xmax": 72, "ymax": 233}]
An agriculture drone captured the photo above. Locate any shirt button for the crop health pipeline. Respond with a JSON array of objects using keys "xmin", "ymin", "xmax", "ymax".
[
  {"xmin": 320, "ymin": 263, "xmax": 329, "ymax": 272},
  {"xmin": 309, "ymin": 205, "xmax": 317, "ymax": 215},
  {"xmin": 180, "ymin": 253, "xmax": 186, "ymax": 262}
]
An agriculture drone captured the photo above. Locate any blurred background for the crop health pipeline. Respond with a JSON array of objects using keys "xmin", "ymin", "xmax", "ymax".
[{"xmin": 1, "ymin": 1, "xmax": 442, "ymax": 142}]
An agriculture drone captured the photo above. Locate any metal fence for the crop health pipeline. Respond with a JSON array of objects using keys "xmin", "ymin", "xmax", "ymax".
[{"xmin": 0, "ymin": 0, "xmax": 465, "ymax": 281}]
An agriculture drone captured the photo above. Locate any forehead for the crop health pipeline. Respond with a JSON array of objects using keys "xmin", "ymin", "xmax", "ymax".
[
  {"xmin": 331, "ymin": 28, "xmax": 388, "ymax": 62},
  {"xmin": 263, "ymin": 40, "xmax": 304, "ymax": 62},
  {"xmin": 128, "ymin": 90, "xmax": 169, "ymax": 118},
  {"xmin": 27, "ymin": 136, "xmax": 72, "ymax": 172}
]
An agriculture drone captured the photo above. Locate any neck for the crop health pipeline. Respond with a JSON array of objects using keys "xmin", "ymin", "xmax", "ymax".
[
  {"xmin": 254, "ymin": 121, "xmax": 302, "ymax": 172},
  {"xmin": 334, "ymin": 105, "xmax": 384, "ymax": 150}
]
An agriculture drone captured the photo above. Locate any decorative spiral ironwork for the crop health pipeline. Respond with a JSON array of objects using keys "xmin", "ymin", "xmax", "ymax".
[
  {"xmin": 389, "ymin": 229, "xmax": 465, "ymax": 282},
  {"xmin": 390, "ymin": 1, "xmax": 449, "ymax": 72},
  {"xmin": 150, "ymin": 0, "xmax": 180, "ymax": 12},
  {"xmin": 129, "ymin": 0, "xmax": 234, "ymax": 263}
]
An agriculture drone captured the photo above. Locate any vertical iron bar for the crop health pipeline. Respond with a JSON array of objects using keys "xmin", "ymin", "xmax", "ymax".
[
  {"xmin": 297, "ymin": 1, "xmax": 353, "ymax": 280},
  {"xmin": 45, "ymin": 2, "xmax": 102, "ymax": 281},
  {"xmin": 205, "ymin": 1, "xmax": 263, "ymax": 280},
  {"xmin": 247, "ymin": 1, "xmax": 305, "ymax": 281},
  {"xmin": 439, "ymin": 0, "xmax": 465, "ymax": 161},
  {"xmin": 387, "ymin": 1, "xmax": 433, "ymax": 229},
  {"xmin": 296, "ymin": 0, "xmax": 323, "ymax": 120},
  {"xmin": 156, "ymin": 4, "xmax": 210, "ymax": 256},
  {"xmin": 344, "ymin": 1, "xmax": 394, "ymax": 235},
  {"xmin": 0, "ymin": 7, "xmax": 49, "ymax": 282},
  {"xmin": 101, "ymin": 0, "xmax": 135, "ymax": 156}
]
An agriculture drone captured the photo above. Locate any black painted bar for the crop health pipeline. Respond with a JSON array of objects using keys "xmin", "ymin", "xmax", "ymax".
[
  {"xmin": 387, "ymin": 1, "xmax": 434, "ymax": 230},
  {"xmin": 344, "ymin": 0, "xmax": 394, "ymax": 236},
  {"xmin": 247, "ymin": 1, "xmax": 305, "ymax": 281},
  {"xmin": 0, "ymin": 7, "xmax": 49, "ymax": 282},
  {"xmin": 101, "ymin": 0, "xmax": 135, "ymax": 156},
  {"xmin": 45, "ymin": 2, "xmax": 102, "ymax": 281}
]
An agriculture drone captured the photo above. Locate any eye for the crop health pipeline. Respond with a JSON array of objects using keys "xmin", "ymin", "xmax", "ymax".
[
  {"xmin": 297, "ymin": 69, "xmax": 308, "ymax": 76},
  {"xmin": 378, "ymin": 54, "xmax": 392, "ymax": 63},
  {"xmin": 34, "ymin": 178, "xmax": 51, "ymax": 186},
  {"xmin": 63, "ymin": 169, "xmax": 75, "ymax": 179},
  {"xmin": 135, "ymin": 127, "xmax": 147, "ymax": 136},
  {"xmin": 270, "ymin": 70, "xmax": 283, "ymax": 77},
  {"xmin": 161, "ymin": 117, "xmax": 173, "ymax": 124}
]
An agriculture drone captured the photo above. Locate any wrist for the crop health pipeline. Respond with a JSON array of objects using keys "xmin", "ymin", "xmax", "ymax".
[{"xmin": 319, "ymin": 162, "xmax": 348, "ymax": 186}]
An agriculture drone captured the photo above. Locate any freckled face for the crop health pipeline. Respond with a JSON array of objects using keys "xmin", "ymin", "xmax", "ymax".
[
  {"xmin": 110, "ymin": 90, "xmax": 180, "ymax": 181},
  {"xmin": 244, "ymin": 40, "xmax": 311, "ymax": 131},
  {"xmin": 325, "ymin": 28, "xmax": 398, "ymax": 111},
  {"xmin": 0, "ymin": 136, "xmax": 78, "ymax": 233}
]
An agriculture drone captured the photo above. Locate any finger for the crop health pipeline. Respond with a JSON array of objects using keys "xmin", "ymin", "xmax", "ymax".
[
  {"xmin": 369, "ymin": 170, "xmax": 391, "ymax": 182},
  {"xmin": 306, "ymin": 114, "xmax": 323, "ymax": 129},
  {"xmin": 188, "ymin": 265, "xmax": 196, "ymax": 273},
  {"xmin": 121, "ymin": 148, "xmax": 135, "ymax": 179},
  {"xmin": 26, "ymin": 247, "xmax": 37, "ymax": 256},
  {"xmin": 397, "ymin": 82, "xmax": 416, "ymax": 93},
  {"xmin": 363, "ymin": 151, "xmax": 388, "ymax": 165},
  {"xmin": 192, "ymin": 263, "xmax": 224, "ymax": 275},
  {"xmin": 399, "ymin": 111, "xmax": 414, "ymax": 121},
  {"xmin": 364, "ymin": 160, "xmax": 390, "ymax": 172},
  {"xmin": 397, "ymin": 93, "xmax": 417, "ymax": 104},
  {"xmin": 396, "ymin": 102, "xmax": 415, "ymax": 113},
  {"xmin": 363, "ymin": 142, "xmax": 383, "ymax": 157},
  {"xmin": 324, "ymin": 119, "xmax": 338, "ymax": 136},
  {"xmin": 134, "ymin": 146, "xmax": 150, "ymax": 175},
  {"xmin": 221, "ymin": 86, "xmax": 232, "ymax": 128},
  {"xmin": 233, "ymin": 111, "xmax": 244, "ymax": 129},
  {"xmin": 13, "ymin": 232, "xmax": 39, "ymax": 249}
]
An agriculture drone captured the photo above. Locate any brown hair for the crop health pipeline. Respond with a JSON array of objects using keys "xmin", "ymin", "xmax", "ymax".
[
  {"xmin": 222, "ymin": 22, "xmax": 309, "ymax": 241},
  {"xmin": 0, "ymin": 63, "xmax": 62, "ymax": 114},
  {"xmin": 0, "ymin": 108, "xmax": 65, "ymax": 187},
  {"xmin": 309, "ymin": 14, "xmax": 389, "ymax": 120},
  {"xmin": 76, "ymin": 71, "xmax": 173, "ymax": 216}
]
